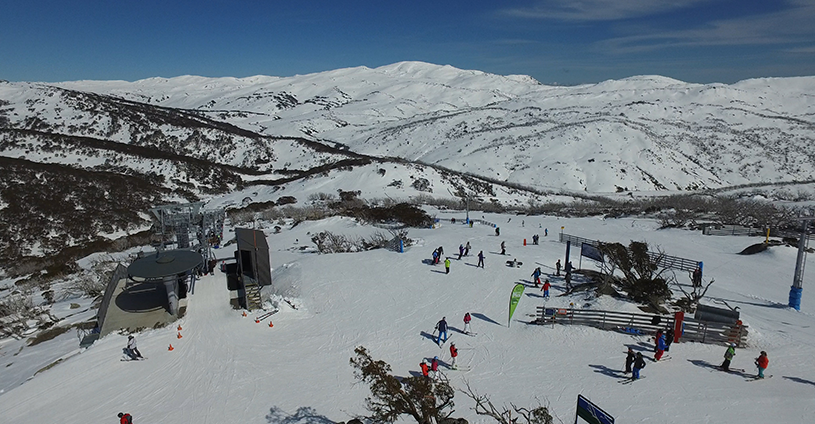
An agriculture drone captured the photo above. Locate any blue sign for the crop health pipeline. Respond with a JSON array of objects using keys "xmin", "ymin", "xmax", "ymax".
[{"xmin": 576, "ymin": 394, "xmax": 614, "ymax": 424}]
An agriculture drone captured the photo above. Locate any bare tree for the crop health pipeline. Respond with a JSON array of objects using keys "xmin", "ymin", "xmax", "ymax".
[
  {"xmin": 672, "ymin": 273, "xmax": 716, "ymax": 313},
  {"xmin": 350, "ymin": 346, "xmax": 456, "ymax": 424},
  {"xmin": 460, "ymin": 381, "xmax": 557, "ymax": 424}
]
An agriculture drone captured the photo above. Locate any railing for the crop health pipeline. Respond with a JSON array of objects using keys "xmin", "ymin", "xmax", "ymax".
[
  {"xmin": 534, "ymin": 307, "xmax": 748, "ymax": 347},
  {"xmin": 559, "ymin": 232, "xmax": 700, "ymax": 273},
  {"xmin": 703, "ymin": 225, "xmax": 765, "ymax": 237}
]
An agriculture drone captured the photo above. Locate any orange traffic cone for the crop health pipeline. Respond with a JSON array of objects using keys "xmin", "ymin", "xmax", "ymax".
[
  {"xmin": 168, "ymin": 344, "xmax": 174, "ymax": 351},
  {"xmin": 524, "ymin": 238, "xmax": 527, "ymax": 246},
  {"xmin": 177, "ymin": 332, "xmax": 183, "ymax": 339},
  {"xmin": 177, "ymin": 325, "xmax": 183, "ymax": 331},
  {"xmin": 268, "ymin": 321, "xmax": 274, "ymax": 328}
]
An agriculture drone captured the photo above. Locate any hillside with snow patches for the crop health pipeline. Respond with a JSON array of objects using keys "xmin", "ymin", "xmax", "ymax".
[{"xmin": 1, "ymin": 213, "xmax": 815, "ymax": 423}]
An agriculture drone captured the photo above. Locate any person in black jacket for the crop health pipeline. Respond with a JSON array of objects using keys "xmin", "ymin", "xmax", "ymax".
[
  {"xmin": 625, "ymin": 347, "xmax": 636, "ymax": 374},
  {"xmin": 632, "ymin": 352, "xmax": 646, "ymax": 379}
]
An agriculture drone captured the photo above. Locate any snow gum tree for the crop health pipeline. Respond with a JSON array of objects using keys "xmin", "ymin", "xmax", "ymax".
[
  {"xmin": 597, "ymin": 241, "xmax": 672, "ymax": 308},
  {"xmin": 350, "ymin": 346, "xmax": 456, "ymax": 424}
]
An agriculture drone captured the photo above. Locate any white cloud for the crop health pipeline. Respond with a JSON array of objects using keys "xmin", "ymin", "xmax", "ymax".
[
  {"xmin": 499, "ymin": 0, "xmax": 709, "ymax": 22},
  {"xmin": 596, "ymin": 0, "xmax": 815, "ymax": 53}
]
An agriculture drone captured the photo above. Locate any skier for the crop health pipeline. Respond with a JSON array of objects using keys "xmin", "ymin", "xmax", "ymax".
[
  {"xmin": 126, "ymin": 335, "xmax": 143, "ymax": 360},
  {"xmin": 435, "ymin": 317, "xmax": 448, "ymax": 346},
  {"xmin": 438, "ymin": 246, "xmax": 444, "ymax": 258},
  {"xmin": 565, "ymin": 261, "xmax": 573, "ymax": 275},
  {"xmin": 495, "ymin": 227, "xmax": 500, "ymax": 236},
  {"xmin": 755, "ymin": 351, "xmax": 769, "ymax": 379},
  {"xmin": 654, "ymin": 331, "xmax": 666, "ymax": 361},
  {"xmin": 532, "ymin": 234, "xmax": 539, "ymax": 245},
  {"xmin": 464, "ymin": 242, "xmax": 471, "ymax": 256},
  {"xmin": 444, "ymin": 258, "xmax": 451, "ymax": 274},
  {"xmin": 544, "ymin": 228, "xmax": 548, "ymax": 237},
  {"xmin": 432, "ymin": 249, "xmax": 440, "ymax": 265},
  {"xmin": 420, "ymin": 360, "xmax": 430, "ymax": 379},
  {"xmin": 450, "ymin": 343, "xmax": 459, "ymax": 369},
  {"xmin": 542, "ymin": 279, "xmax": 551, "ymax": 298},
  {"xmin": 692, "ymin": 266, "xmax": 702, "ymax": 287},
  {"xmin": 632, "ymin": 352, "xmax": 646, "ymax": 380},
  {"xmin": 118, "ymin": 412, "xmax": 133, "ymax": 424},
  {"xmin": 458, "ymin": 244, "xmax": 464, "ymax": 260},
  {"xmin": 477, "ymin": 251, "xmax": 485, "ymax": 268},
  {"xmin": 431, "ymin": 356, "xmax": 440, "ymax": 380},
  {"xmin": 625, "ymin": 347, "xmax": 636, "ymax": 374},
  {"xmin": 665, "ymin": 328, "xmax": 675, "ymax": 352},
  {"xmin": 463, "ymin": 312, "xmax": 472, "ymax": 334},
  {"xmin": 500, "ymin": 241, "xmax": 506, "ymax": 255},
  {"xmin": 531, "ymin": 267, "xmax": 542, "ymax": 286},
  {"xmin": 555, "ymin": 259, "xmax": 561, "ymax": 276},
  {"xmin": 721, "ymin": 343, "xmax": 736, "ymax": 371}
]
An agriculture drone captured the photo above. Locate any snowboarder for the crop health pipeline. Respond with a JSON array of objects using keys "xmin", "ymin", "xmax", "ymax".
[
  {"xmin": 431, "ymin": 356, "xmax": 440, "ymax": 380},
  {"xmin": 118, "ymin": 412, "xmax": 133, "ymax": 424},
  {"xmin": 444, "ymin": 258, "xmax": 451, "ymax": 274},
  {"xmin": 654, "ymin": 331, "xmax": 666, "ymax": 361},
  {"xmin": 458, "ymin": 244, "xmax": 464, "ymax": 260},
  {"xmin": 435, "ymin": 317, "xmax": 448, "ymax": 346},
  {"xmin": 632, "ymin": 352, "xmax": 646, "ymax": 379},
  {"xmin": 625, "ymin": 347, "xmax": 636, "ymax": 374},
  {"xmin": 464, "ymin": 242, "xmax": 471, "ymax": 256},
  {"xmin": 721, "ymin": 343, "xmax": 736, "ymax": 371},
  {"xmin": 126, "ymin": 335, "xmax": 143, "ymax": 360},
  {"xmin": 495, "ymin": 227, "xmax": 500, "ymax": 236},
  {"xmin": 542, "ymin": 279, "xmax": 551, "ymax": 298},
  {"xmin": 500, "ymin": 241, "xmax": 506, "ymax": 255},
  {"xmin": 531, "ymin": 267, "xmax": 542, "ymax": 286},
  {"xmin": 477, "ymin": 251, "xmax": 485, "ymax": 268},
  {"xmin": 420, "ymin": 360, "xmax": 430, "ymax": 379},
  {"xmin": 755, "ymin": 351, "xmax": 769, "ymax": 379},
  {"xmin": 555, "ymin": 259, "xmax": 561, "ymax": 276},
  {"xmin": 450, "ymin": 343, "xmax": 459, "ymax": 369},
  {"xmin": 463, "ymin": 312, "xmax": 472, "ymax": 334}
]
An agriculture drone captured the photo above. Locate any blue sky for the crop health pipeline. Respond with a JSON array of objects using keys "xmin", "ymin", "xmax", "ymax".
[{"xmin": 2, "ymin": 0, "xmax": 814, "ymax": 85}]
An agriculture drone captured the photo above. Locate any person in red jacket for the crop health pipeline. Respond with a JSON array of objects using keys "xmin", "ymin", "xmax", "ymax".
[
  {"xmin": 542, "ymin": 279, "xmax": 551, "ymax": 298},
  {"xmin": 420, "ymin": 360, "xmax": 430, "ymax": 379},
  {"xmin": 450, "ymin": 343, "xmax": 459, "ymax": 369},
  {"xmin": 431, "ymin": 356, "xmax": 440, "ymax": 380},
  {"xmin": 755, "ymin": 351, "xmax": 769, "ymax": 379},
  {"xmin": 118, "ymin": 412, "xmax": 133, "ymax": 424},
  {"xmin": 463, "ymin": 312, "xmax": 472, "ymax": 334}
]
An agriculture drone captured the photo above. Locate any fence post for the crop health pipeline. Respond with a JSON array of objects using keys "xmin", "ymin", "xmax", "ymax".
[
  {"xmin": 701, "ymin": 322, "xmax": 707, "ymax": 343},
  {"xmin": 601, "ymin": 312, "xmax": 606, "ymax": 330}
]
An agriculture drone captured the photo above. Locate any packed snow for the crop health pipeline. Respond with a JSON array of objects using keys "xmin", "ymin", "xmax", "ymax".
[{"xmin": 1, "ymin": 211, "xmax": 814, "ymax": 423}]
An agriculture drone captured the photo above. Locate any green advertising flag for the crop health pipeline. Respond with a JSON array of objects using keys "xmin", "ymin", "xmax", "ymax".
[{"xmin": 508, "ymin": 283, "xmax": 525, "ymax": 327}]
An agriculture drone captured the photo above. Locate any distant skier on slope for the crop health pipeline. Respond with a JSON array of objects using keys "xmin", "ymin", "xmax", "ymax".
[
  {"xmin": 500, "ymin": 241, "xmax": 506, "ymax": 255},
  {"xmin": 632, "ymin": 352, "xmax": 646, "ymax": 380},
  {"xmin": 464, "ymin": 242, "xmax": 471, "ymax": 256},
  {"xmin": 665, "ymin": 327, "xmax": 675, "ymax": 352},
  {"xmin": 555, "ymin": 259, "xmax": 561, "ymax": 276},
  {"xmin": 420, "ymin": 360, "xmax": 430, "ymax": 379},
  {"xmin": 531, "ymin": 267, "xmax": 542, "ymax": 286},
  {"xmin": 625, "ymin": 347, "xmax": 635, "ymax": 374},
  {"xmin": 654, "ymin": 330, "xmax": 666, "ymax": 361},
  {"xmin": 542, "ymin": 279, "xmax": 551, "ymax": 298},
  {"xmin": 450, "ymin": 343, "xmax": 459, "ymax": 369},
  {"xmin": 755, "ymin": 351, "xmax": 769, "ymax": 379},
  {"xmin": 458, "ymin": 244, "xmax": 464, "ymax": 260},
  {"xmin": 431, "ymin": 356, "xmax": 440, "ymax": 380},
  {"xmin": 477, "ymin": 251, "xmax": 485, "ymax": 268},
  {"xmin": 432, "ymin": 249, "xmax": 440, "ymax": 265},
  {"xmin": 495, "ymin": 227, "xmax": 500, "ymax": 236},
  {"xmin": 721, "ymin": 343, "xmax": 736, "ymax": 371},
  {"xmin": 444, "ymin": 258, "xmax": 451, "ymax": 274},
  {"xmin": 435, "ymin": 317, "xmax": 448, "ymax": 346},
  {"xmin": 463, "ymin": 312, "xmax": 472, "ymax": 334},
  {"xmin": 118, "ymin": 412, "xmax": 133, "ymax": 424}
]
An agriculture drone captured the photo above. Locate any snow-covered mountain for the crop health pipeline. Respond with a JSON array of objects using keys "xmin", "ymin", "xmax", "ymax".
[{"xmin": 1, "ymin": 62, "xmax": 815, "ymax": 266}]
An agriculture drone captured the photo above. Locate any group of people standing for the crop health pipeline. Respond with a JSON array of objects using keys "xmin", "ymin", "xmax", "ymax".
[{"xmin": 423, "ymin": 314, "xmax": 472, "ymax": 377}]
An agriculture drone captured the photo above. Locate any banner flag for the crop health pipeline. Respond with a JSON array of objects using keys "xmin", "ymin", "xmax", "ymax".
[
  {"xmin": 580, "ymin": 243, "xmax": 604, "ymax": 263},
  {"xmin": 576, "ymin": 394, "xmax": 615, "ymax": 424},
  {"xmin": 508, "ymin": 283, "xmax": 525, "ymax": 327}
]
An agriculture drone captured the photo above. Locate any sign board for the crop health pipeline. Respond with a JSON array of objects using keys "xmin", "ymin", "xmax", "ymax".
[{"xmin": 576, "ymin": 394, "xmax": 614, "ymax": 424}]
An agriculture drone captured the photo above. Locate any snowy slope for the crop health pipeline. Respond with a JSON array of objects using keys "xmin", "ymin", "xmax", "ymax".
[{"xmin": 2, "ymin": 213, "xmax": 814, "ymax": 423}]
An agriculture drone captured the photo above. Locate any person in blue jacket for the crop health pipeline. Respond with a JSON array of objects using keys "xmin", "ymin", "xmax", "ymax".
[
  {"xmin": 435, "ymin": 317, "xmax": 448, "ymax": 346},
  {"xmin": 531, "ymin": 267, "xmax": 542, "ymax": 287},
  {"xmin": 654, "ymin": 331, "xmax": 667, "ymax": 361}
]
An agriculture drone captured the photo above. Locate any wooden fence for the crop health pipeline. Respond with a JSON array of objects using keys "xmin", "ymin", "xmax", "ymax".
[
  {"xmin": 534, "ymin": 307, "xmax": 748, "ymax": 347},
  {"xmin": 559, "ymin": 232, "xmax": 700, "ymax": 273}
]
